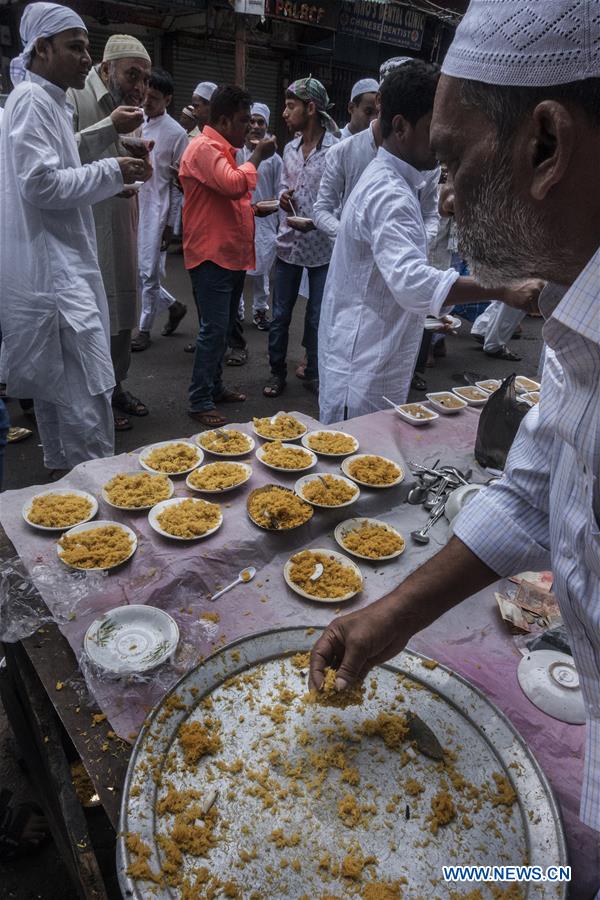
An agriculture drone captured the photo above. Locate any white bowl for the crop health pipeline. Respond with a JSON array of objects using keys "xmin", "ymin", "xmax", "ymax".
[
  {"xmin": 334, "ymin": 517, "xmax": 406, "ymax": 561},
  {"xmin": 148, "ymin": 497, "xmax": 223, "ymax": 541},
  {"xmin": 193, "ymin": 430, "xmax": 255, "ymax": 457},
  {"xmin": 452, "ymin": 386, "xmax": 488, "ymax": 407},
  {"xmin": 425, "ymin": 392, "xmax": 467, "ymax": 415},
  {"xmin": 475, "ymin": 379, "xmax": 502, "ymax": 395},
  {"xmin": 84, "ymin": 605, "xmax": 179, "ymax": 674},
  {"xmin": 283, "ymin": 548, "xmax": 363, "ymax": 604},
  {"xmin": 101, "ymin": 476, "xmax": 174, "ymax": 511},
  {"xmin": 252, "ymin": 414, "xmax": 308, "ymax": 442},
  {"xmin": 301, "ymin": 430, "xmax": 359, "ymax": 457},
  {"xmin": 287, "ymin": 215, "xmax": 313, "ymax": 227},
  {"xmin": 295, "ymin": 473, "xmax": 360, "ymax": 509},
  {"xmin": 444, "ymin": 483, "xmax": 484, "ymax": 522},
  {"xmin": 515, "ymin": 376, "xmax": 541, "ymax": 394},
  {"xmin": 57, "ymin": 520, "xmax": 137, "ymax": 571},
  {"xmin": 394, "ymin": 403, "xmax": 439, "ymax": 426},
  {"xmin": 186, "ymin": 462, "xmax": 252, "ymax": 494},
  {"xmin": 341, "ymin": 454, "xmax": 405, "ymax": 488},
  {"xmin": 139, "ymin": 440, "xmax": 203, "ymax": 475},
  {"xmin": 521, "ymin": 391, "xmax": 540, "ymax": 406},
  {"xmin": 22, "ymin": 488, "xmax": 98, "ymax": 532},
  {"xmin": 517, "ymin": 650, "xmax": 586, "ymax": 724},
  {"xmin": 255, "ymin": 199, "xmax": 280, "ymax": 214},
  {"xmin": 256, "ymin": 442, "xmax": 317, "ymax": 473},
  {"xmin": 424, "ymin": 314, "xmax": 461, "ymax": 332}
]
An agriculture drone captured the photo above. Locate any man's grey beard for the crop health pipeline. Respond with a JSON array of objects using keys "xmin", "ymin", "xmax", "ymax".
[
  {"xmin": 107, "ymin": 63, "xmax": 125, "ymax": 106},
  {"xmin": 455, "ymin": 147, "xmax": 559, "ymax": 288}
]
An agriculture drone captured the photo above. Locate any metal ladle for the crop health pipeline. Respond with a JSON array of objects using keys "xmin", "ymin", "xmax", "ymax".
[{"xmin": 411, "ymin": 503, "xmax": 446, "ymax": 544}]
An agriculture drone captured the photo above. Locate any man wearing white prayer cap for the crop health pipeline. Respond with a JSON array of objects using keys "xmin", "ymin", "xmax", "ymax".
[
  {"xmin": 0, "ymin": 2, "xmax": 150, "ymax": 473},
  {"xmin": 339, "ymin": 77, "xmax": 379, "ymax": 140},
  {"xmin": 311, "ymin": 0, "xmax": 600, "ymax": 870},
  {"xmin": 234, "ymin": 102, "xmax": 282, "ymax": 331},
  {"xmin": 191, "ymin": 81, "xmax": 217, "ymax": 133},
  {"xmin": 68, "ymin": 34, "xmax": 152, "ymax": 432}
]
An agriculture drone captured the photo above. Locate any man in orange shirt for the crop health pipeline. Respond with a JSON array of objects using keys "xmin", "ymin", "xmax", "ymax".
[{"xmin": 179, "ymin": 85, "xmax": 276, "ymax": 427}]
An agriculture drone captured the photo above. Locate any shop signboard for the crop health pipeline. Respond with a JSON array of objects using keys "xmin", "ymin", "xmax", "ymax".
[{"xmin": 338, "ymin": 1, "xmax": 425, "ymax": 50}]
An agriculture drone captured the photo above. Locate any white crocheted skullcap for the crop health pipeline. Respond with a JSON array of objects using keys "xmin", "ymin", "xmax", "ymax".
[
  {"xmin": 442, "ymin": 0, "xmax": 600, "ymax": 87},
  {"xmin": 350, "ymin": 78, "xmax": 379, "ymax": 101},
  {"xmin": 193, "ymin": 81, "xmax": 217, "ymax": 101}
]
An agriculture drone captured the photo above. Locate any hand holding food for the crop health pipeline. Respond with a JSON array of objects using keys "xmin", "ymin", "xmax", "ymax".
[
  {"xmin": 117, "ymin": 156, "xmax": 153, "ymax": 184},
  {"xmin": 110, "ymin": 105, "xmax": 144, "ymax": 134},
  {"xmin": 279, "ymin": 189, "xmax": 295, "ymax": 213},
  {"xmin": 249, "ymin": 135, "xmax": 277, "ymax": 167}
]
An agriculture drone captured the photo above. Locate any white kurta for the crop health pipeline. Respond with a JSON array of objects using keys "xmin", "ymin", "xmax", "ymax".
[
  {"xmin": 318, "ymin": 148, "xmax": 459, "ymax": 424},
  {"xmin": 313, "ymin": 122, "xmax": 440, "ymax": 244},
  {"xmin": 0, "ymin": 74, "xmax": 122, "ymax": 466},
  {"xmin": 235, "ymin": 145, "xmax": 283, "ymax": 277},
  {"xmin": 138, "ymin": 112, "xmax": 188, "ymax": 332}
]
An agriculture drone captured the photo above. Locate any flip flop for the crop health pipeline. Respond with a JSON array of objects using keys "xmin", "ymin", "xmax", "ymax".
[
  {"xmin": 225, "ymin": 348, "xmax": 248, "ymax": 367},
  {"xmin": 263, "ymin": 379, "xmax": 286, "ymax": 398},
  {"xmin": 113, "ymin": 412, "xmax": 132, "ymax": 431},
  {"xmin": 188, "ymin": 410, "xmax": 227, "ymax": 427},
  {"xmin": 484, "ymin": 346, "xmax": 522, "ymax": 361},
  {"xmin": 112, "ymin": 390, "xmax": 149, "ymax": 417}
]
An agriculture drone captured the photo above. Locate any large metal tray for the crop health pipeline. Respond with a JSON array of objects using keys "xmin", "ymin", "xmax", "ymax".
[{"xmin": 117, "ymin": 627, "xmax": 567, "ymax": 898}]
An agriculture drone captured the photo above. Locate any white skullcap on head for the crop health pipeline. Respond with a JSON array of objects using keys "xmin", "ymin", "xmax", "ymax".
[
  {"xmin": 11, "ymin": 1, "xmax": 86, "ymax": 86},
  {"xmin": 350, "ymin": 77, "xmax": 379, "ymax": 101},
  {"xmin": 442, "ymin": 0, "xmax": 600, "ymax": 87},
  {"xmin": 379, "ymin": 56, "xmax": 413, "ymax": 83},
  {"xmin": 103, "ymin": 34, "xmax": 151, "ymax": 63},
  {"xmin": 193, "ymin": 81, "xmax": 217, "ymax": 101},
  {"xmin": 251, "ymin": 102, "xmax": 270, "ymax": 125}
]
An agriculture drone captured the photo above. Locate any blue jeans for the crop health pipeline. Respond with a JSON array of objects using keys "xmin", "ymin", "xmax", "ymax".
[
  {"xmin": 188, "ymin": 262, "xmax": 246, "ymax": 412},
  {"xmin": 268, "ymin": 259, "xmax": 328, "ymax": 382},
  {"xmin": 0, "ymin": 399, "xmax": 9, "ymax": 490}
]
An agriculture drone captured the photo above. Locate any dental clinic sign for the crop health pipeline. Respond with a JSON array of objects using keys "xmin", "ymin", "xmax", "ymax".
[{"xmin": 338, "ymin": 1, "xmax": 425, "ymax": 50}]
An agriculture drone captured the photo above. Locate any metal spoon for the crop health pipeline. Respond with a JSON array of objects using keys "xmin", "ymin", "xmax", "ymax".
[
  {"xmin": 407, "ymin": 483, "xmax": 429, "ymax": 505},
  {"xmin": 423, "ymin": 476, "xmax": 452, "ymax": 510},
  {"xmin": 410, "ymin": 503, "xmax": 446, "ymax": 544},
  {"xmin": 209, "ymin": 566, "xmax": 257, "ymax": 601}
]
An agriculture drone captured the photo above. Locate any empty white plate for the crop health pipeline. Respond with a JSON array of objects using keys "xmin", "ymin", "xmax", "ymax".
[{"xmin": 84, "ymin": 605, "xmax": 179, "ymax": 674}]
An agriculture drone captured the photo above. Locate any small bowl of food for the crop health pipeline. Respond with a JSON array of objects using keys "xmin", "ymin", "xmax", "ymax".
[
  {"xmin": 149, "ymin": 497, "xmax": 223, "ymax": 541},
  {"xmin": 515, "ymin": 376, "xmax": 541, "ymax": 394},
  {"xmin": 425, "ymin": 392, "xmax": 467, "ymax": 415},
  {"xmin": 102, "ymin": 472, "xmax": 174, "ymax": 511},
  {"xmin": 252, "ymin": 413, "xmax": 307, "ymax": 441},
  {"xmin": 452, "ymin": 386, "xmax": 489, "ymax": 406},
  {"xmin": 301, "ymin": 430, "xmax": 359, "ymax": 457},
  {"xmin": 255, "ymin": 199, "xmax": 280, "ymax": 215},
  {"xmin": 341, "ymin": 454, "xmax": 404, "ymax": 488},
  {"xmin": 295, "ymin": 473, "xmax": 360, "ymax": 509},
  {"xmin": 194, "ymin": 429, "xmax": 254, "ymax": 457},
  {"xmin": 256, "ymin": 441, "xmax": 317, "ymax": 473},
  {"xmin": 139, "ymin": 440, "xmax": 203, "ymax": 475},
  {"xmin": 186, "ymin": 461, "xmax": 252, "ymax": 494},
  {"xmin": 521, "ymin": 391, "xmax": 540, "ymax": 406},
  {"xmin": 247, "ymin": 484, "xmax": 313, "ymax": 531},
  {"xmin": 57, "ymin": 520, "xmax": 137, "ymax": 571},
  {"xmin": 334, "ymin": 517, "xmax": 406, "ymax": 561},
  {"xmin": 287, "ymin": 215, "xmax": 313, "ymax": 228},
  {"xmin": 394, "ymin": 403, "xmax": 439, "ymax": 426},
  {"xmin": 424, "ymin": 314, "xmax": 461, "ymax": 332},
  {"xmin": 475, "ymin": 379, "xmax": 502, "ymax": 394},
  {"xmin": 283, "ymin": 548, "xmax": 363, "ymax": 604},
  {"xmin": 23, "ymin": 489, "xmax": 98, "ymax": 532}
]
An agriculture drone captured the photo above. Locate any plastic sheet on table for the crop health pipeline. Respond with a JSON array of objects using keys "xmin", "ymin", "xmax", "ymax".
[{"xmin": 0, "ymin": 555, "xmax": 107, "ymax": 642}]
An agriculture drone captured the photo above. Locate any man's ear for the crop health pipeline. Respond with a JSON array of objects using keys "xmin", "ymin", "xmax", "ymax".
[
  {"xmin": 306, "ymin": 99, "xmax": 317, "ymax": 118},
  {"xmin": 527, "ymin": 100, "xmax": 575, "ymax": 202},
  {"xmin": 99, "ymin": 60, "xmax": 110, "ymax": 84},
  {"xmin": 33, "ymin": 36, "xmax": 52, "ymax": 60},
  {"xmin": 392, "ymin": 112, "xmax": 410, "ymax": 140},
  {"xmin": 165, "ymin": 93, "xmax": 173, "ymax": 109},
  {"xmin": 347, "ymin": 100, "xmax": 354, "ymax": 117}
]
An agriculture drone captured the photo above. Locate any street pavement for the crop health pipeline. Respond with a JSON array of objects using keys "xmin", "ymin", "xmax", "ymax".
[{"xmin": 0, "ymin": 251, "xmax": 544, "ymax": 897}]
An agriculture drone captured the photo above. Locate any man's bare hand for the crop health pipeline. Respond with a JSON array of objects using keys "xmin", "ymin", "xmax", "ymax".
[
  {"xmin": 279, "ymin": 189, "xmax": 295, "ymax": 213},
  {"xmin": 169, "ymin": 164, "xmax": 183, "ymax": 193},
  {"xmin": 117, "ymin": 156, "xmax": 152, "ymax": 184},
  {"xmin": 249, "ymin": 136, "xmax": 277, "ymax": 169},
  {"xmin": 309, "ymin": 594, "xmax": 426, "ymax": 691},
  {"xmin": 110, "ymin": 106, "xmax": 144, "ymax": 134},
  {"xmin": 500, "ymin": 280, "xmax": 545, "ymax": 315},
  {"xmin": 288, "ymin": 217, "xmax": 315, "ymax": 233}
]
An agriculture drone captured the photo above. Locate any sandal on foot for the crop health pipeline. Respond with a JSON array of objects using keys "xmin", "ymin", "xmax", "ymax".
[
  {"xmin": 263, "ymin": 379, "xmax": 286, "ymax": 398},
  {"xmin": 411, "ymin": 374, "xmax": 427, "ymax": 391},
  {"xmin": 112, "ymin": 390, "xmax": 149, "ymax": 417},
  {"xmin": 484, "ymin": 346, "xmax": 522, "ymax": 361},
  {"xmin": 113, "ymin": 412, "xmax": 132, "ymax": 431},
  {"xmin": 225, "ymin": 348, "xmax": 248, "ymax": 367},
  {"xmin": 215, "ymin": 389, "xmax": 246, "ymax": 403},
  {"xmin": 188, "ymin": 409, "xmax": 226, "ymax": 427}
]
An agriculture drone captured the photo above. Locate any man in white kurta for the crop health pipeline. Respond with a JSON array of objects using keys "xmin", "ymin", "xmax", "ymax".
[
  {"xmin": 338, "ymin": 78, "xmax": 378, "ymax": 140},
  {"xmin": 132, "ymin": 68, "xmax": 188, "ymax": 351},
  {"xmin": 235, "ymin": 103, "xmax": 282, "ymax": 331},
  {"xmin": 0, "ymin": 4, "xmax": 144, "ymax": 470}
]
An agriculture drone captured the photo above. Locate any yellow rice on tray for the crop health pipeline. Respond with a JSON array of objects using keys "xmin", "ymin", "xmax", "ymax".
[
  {"xmin": 197, "ymin": 430, "xmax": 252, "ymax": 454},
  {"xmin": 143, "ymin": 443, "xmax": 199, "ymax": 473},
  {"xmin": 347, "ymin": 455, "xmax": 402, "ymax": 485},
  {"xmin": 260, "ymin": 441, "xmax": 313, "ymax": 469},
  {"xmin": 188, "ymin": 462, "xmax": 248, "ymax": 491},
  {"xmin": 306, "ymin": 431, "xmax": 356, "ymax": 454},
  {"xmin": 253, "ymin": 414, "xmax": 305, "ymax": 440},
  {"xmin": 248, "ymin": 487, "xmax": 312, "ymax": 529},
  {"xmin": 300, "ymin": 474, "xmax": 358, "ymax": 506},
  {"xmin": 342, "ymin": 522, "xmax": 405, "ymax": 558},
  {"xmin": 103, "ymin": 473, "xmax": 171, "ymax": 508},
  {"xmin": 288, "ymin": 550, "xmax": 362, "ymax": 599},
  {"xmin": 59, "ymin": 525, "xmax": 133, "ymax": 569},
  {"xmin": 156, "ymin": 498, "xmax": 221, "ymax": 538},
  {"xmin": 27, "ymin": 493, "xmax": 93, "ymax": 528}
]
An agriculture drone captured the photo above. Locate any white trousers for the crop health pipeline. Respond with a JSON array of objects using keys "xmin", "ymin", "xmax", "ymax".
[
  {"xmin": 139, "ymin": 250, "xmax": 176, "ymax": 333},
  {"xmin": 471, "ymin": 300, "xmax": 525, "ymax": 352},
  {"xmin": 34, "ymin": 328, "xmax": 114, "ymax": 470},
  {"xmin": 238, "ymin": 273, "xmax": 269, "ymax": 317}
]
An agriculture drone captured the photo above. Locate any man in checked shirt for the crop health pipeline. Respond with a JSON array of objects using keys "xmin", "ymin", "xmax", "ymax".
[{"xmin": 310, "ymin": 0, "xmax": 600, "ymax": 844}]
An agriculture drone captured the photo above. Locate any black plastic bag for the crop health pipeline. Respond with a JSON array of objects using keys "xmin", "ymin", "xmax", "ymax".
[{"xmin": 474, "ymin": 373, "xmax": 529, "ymax": 470}]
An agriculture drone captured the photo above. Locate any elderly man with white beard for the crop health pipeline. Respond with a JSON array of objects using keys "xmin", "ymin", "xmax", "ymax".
[{"xmin": 311, "ymin": 0, "xmax": 600, "ymax": 853}]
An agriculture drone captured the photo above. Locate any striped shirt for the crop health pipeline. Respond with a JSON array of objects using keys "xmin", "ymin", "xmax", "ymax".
[{"xmin": 454, "ymin": 246, "xmax": 600, "ymax": 832}]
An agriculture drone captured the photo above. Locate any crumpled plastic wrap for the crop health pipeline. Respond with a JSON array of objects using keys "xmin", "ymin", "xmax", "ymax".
[{"xmin": 0, "ymin": 555, "xmax": 107, "ymax": 643}]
